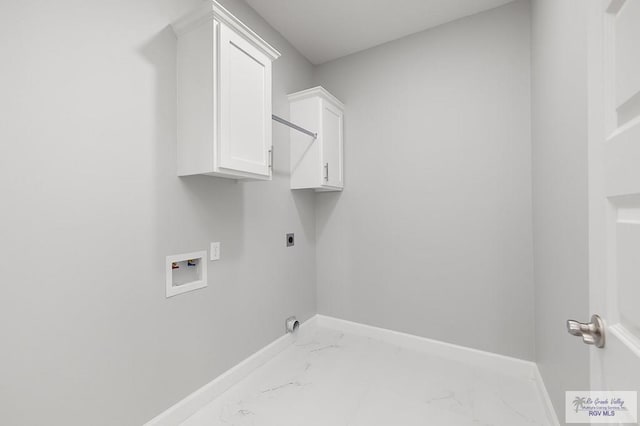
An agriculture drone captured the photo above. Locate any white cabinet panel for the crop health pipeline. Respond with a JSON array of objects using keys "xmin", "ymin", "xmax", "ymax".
[
  {"xmin": 219, "ymin": 24, "xmax": 271, "ymax": 176},
  {"xmin": 322, "ymin": 102, "xmax": 343, "ymax": 188},
  {"xmin": 172, "ymin": 1, "xmax": 280, "ymax": 180},
  {"xmin": 289, "ymin": 87, "xmax": 344, "ymax": 191}
]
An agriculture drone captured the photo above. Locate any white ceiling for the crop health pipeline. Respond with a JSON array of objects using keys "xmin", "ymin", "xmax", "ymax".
[{"xmin": 245, "ymin": 0, "xmax": 515, "ymax": 65}]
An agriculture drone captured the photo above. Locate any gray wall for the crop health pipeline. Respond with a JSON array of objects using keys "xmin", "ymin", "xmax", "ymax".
[
  {"xmin": 531, "ymin": 0, "xmax": 590, "ymax": 420},
  {"xmin": 0, "ymin": 0, "xmax": 316, "ymax": 424},
  {"xmin": 313, "ymin": 1, "xmax": 534, "ymax": 360}
]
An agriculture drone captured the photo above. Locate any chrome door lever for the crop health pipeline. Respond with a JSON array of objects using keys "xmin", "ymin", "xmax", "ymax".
[{"xmin": 567, "ymin": 314, "xmax": 605, "ymax": 348}]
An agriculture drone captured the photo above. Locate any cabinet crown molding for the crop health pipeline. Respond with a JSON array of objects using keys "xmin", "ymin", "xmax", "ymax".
[
  {"xmin": 171, "ymin": 0, "xmax": 281, "ymax": 61},
  {"xmin": 287, "ymin": 86, "xmax": 345, "ymax": 109}
]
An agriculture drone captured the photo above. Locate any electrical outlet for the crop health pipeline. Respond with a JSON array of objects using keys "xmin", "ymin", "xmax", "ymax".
[
  {"xmin": 210, "ymin": 242, "xmax": 220, "ymax": 260},
  {"xmin": 286, "ymin": 233, "xmax": 294, "ymax": 247}
]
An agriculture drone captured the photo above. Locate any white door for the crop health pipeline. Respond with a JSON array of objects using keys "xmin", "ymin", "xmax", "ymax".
[
  {"xmin": 321, "ymin": 101, "xmax": 343, "ymax": 188},
  {"xmin": 218, "ymin": 23, "xmax": 272, "ymax": 177},
  {"xmin": 586, "ymin": 0, "xmax": 640, "ymax": 420}
]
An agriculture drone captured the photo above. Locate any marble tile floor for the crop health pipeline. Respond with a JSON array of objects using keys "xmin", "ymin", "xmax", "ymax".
[{"xmin": 182, "ymin": 325, "xmax": 551, "ymax": 426}]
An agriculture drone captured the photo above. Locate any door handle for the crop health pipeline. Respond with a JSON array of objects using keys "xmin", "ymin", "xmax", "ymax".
[
  {"xmin": 566, "ymin": 314, "xmax": 605, "ymax": 348},
  {"xmin": 324, "ymin": 163, "xmax": 329, "ymax": 181}
]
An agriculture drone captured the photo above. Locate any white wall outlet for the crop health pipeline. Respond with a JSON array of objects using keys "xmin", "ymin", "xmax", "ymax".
[{"xmin": 210, "ymin": 242, "xmax": 221, "ymax": 261}]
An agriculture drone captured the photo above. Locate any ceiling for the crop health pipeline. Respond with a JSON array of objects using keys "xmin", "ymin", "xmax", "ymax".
[{"xmin": 245, "ymin": 0, "xmax": 515, "ymax": 65}]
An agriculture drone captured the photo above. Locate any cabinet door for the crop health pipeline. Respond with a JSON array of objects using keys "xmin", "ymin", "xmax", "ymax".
[
  {"xmin": 218, "ymin": 23, "xmax": 272, "ymax": 177},
  {"xmin": 321, "ymin": 101, "xmax": 343, "ymax": 188}
]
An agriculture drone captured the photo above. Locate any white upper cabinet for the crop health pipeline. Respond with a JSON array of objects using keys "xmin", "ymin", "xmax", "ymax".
[
  {"xmin": 171, "ymin": 1, "xmax": 280, "ymax": 180},
  {"xmin": 289, "ymin": 87, "xmax": 344, "ymax": 191}
]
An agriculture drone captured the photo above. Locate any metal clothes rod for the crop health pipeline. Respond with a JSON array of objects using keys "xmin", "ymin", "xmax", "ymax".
[{"xmin": 272, "ymin": 114, "xmax": 317, "ymax": 139}]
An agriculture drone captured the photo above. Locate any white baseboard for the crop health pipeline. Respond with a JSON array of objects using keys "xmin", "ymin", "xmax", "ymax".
[
  {"xmin": 144, "ymin": 316, "xmax": 317, "ymax": 426},
  {"xmin": 534, "ymin": 365, "xmax": 562, "ymax": 426},
  {"xmin": 315, "ymin": 315, "xmax": 536, "ymax": 378},
  {"xmin": 145, "ymin": 314, "xmax": 558, "ymax": 426}
]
